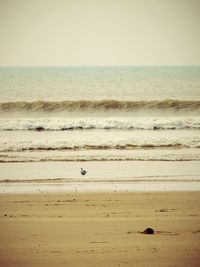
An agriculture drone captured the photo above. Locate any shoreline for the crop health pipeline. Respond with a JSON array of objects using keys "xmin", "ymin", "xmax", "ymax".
[
  {"xmin": 1, "ymin": 181, "xmax": 200, "ymax": 194},
  {"xmin": 1, "ymin": 160, "xmax": 200, "ymax": 193}
]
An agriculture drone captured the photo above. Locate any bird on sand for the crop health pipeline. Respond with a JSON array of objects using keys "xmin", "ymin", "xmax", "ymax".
[{"xmin": 81, "ymin": 168, "xmax": 87, "ymax": 175}]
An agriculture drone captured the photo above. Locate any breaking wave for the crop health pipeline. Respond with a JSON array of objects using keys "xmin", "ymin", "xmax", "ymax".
[
  {"xmin": 0, "ymin": 136, "xmax": 200, "ymax": 152},
  {"xmin": 0, "ymin": 99, "xmax": 200, "ymax": 113},
  {"xmin": 0, "ymin": 117, "xmax": 200, "ymax": 131},
  {"xmin": 1, "ymin": 150, "xmax": 200, "ymax": 162}
]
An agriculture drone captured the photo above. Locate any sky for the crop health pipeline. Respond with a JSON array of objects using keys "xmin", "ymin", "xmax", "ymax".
[{"xmin": 0, "ymin": 0, "xmax": 200, "ymax": 66}]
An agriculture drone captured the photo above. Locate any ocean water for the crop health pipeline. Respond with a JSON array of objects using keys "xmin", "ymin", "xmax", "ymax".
[{"xmin": 0, "ymin": 66, "xmax": 200, "ymax": 165}]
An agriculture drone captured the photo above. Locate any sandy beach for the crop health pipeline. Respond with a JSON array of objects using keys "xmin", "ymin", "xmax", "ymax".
[
  {"xmin": 0, "ymin": 191, "xmax": 200, "ymax": 267},
  {"xmin": 1, "ymin": 0, "xmax": 200, "ymax": 265}
]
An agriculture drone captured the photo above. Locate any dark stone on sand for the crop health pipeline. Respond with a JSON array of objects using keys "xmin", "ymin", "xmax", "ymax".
[{"xmin": 142, "ymin": 228, "xmax": 154, "ymax": 234}]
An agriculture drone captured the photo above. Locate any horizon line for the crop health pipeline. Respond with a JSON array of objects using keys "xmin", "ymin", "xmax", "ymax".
[{"xmin": 0, "ymin": 64, "xmax": 200, "ymax": 68}]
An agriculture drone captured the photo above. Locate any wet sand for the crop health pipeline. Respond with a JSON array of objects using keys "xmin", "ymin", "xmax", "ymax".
[
  {"xmin": 0, "ymin": 191, "xmax": 200, "ymax": 267},
  {"xmin": 1, "ymin": 161, "xmax": 200, "ymax": 194}
]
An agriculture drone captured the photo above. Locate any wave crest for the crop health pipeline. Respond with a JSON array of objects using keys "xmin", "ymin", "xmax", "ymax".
[
  {"xmin": 0, "ymin": 100, "xmax": 200, "ymax": 112},
  {"xmin": 0, "ymin": 117, "xmax": 199, "ymax": 131}
]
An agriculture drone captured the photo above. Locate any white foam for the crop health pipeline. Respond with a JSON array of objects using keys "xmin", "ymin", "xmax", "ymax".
[
  {"xmin": 0, "ymin": 131, "xmax": 199, "ymax": 152},
  {"xmin": 0, "ymin": 117, "xmax": 199, "ymax": 131}
]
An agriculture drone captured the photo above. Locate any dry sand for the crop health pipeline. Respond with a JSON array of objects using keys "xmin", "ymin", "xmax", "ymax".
[{"xmin": 0, "ymin": 191, "xmax": 200, "ymax": 267}]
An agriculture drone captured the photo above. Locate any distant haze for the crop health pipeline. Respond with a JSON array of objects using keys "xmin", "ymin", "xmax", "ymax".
[{"xmin": 0, "ymin": 0, "xmax": 200, "ymax": 66}]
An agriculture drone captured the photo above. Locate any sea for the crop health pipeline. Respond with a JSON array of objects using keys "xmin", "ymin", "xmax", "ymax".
[{"xmin": 0, "ymin": 66, "xmax": 200, "ymax": 192}]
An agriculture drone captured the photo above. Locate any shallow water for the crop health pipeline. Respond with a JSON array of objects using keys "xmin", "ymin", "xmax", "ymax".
[
  {"xmin": 0, "ymin": 66, "xmax": 199, "ymax": 192},
  {"xmin": 0, "ymin": 161, "xmax": 200, "ymax": 193}
]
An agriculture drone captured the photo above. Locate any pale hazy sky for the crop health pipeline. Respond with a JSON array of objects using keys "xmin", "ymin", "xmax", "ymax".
[{"xmin": 0, "ymin": 0, "xmax": 200, "ymax": 66}]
